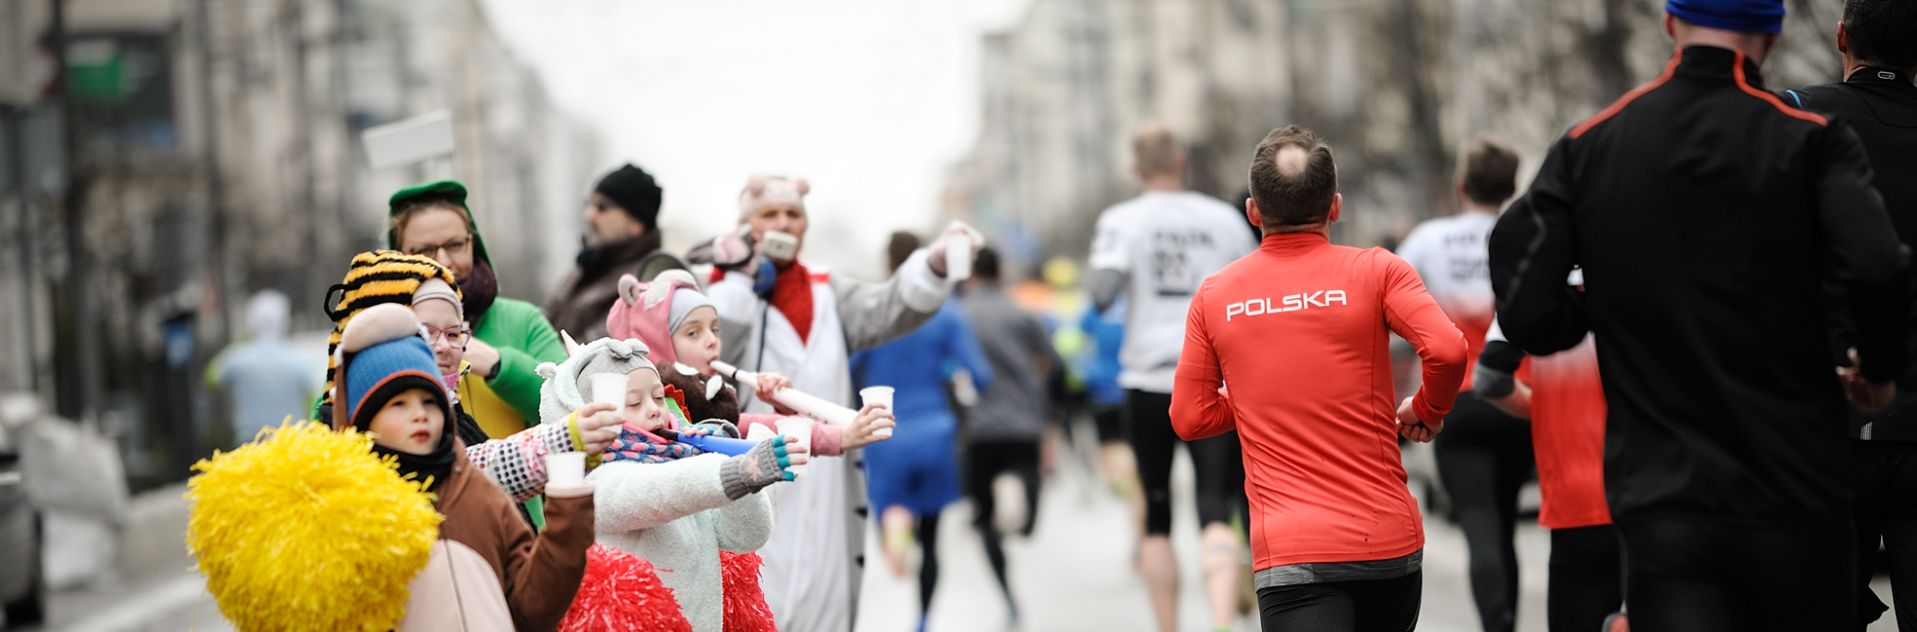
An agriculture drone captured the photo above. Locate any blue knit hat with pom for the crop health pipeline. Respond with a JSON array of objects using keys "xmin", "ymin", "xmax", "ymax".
[{"xmin": 334, "ymin": 304, "xmax": 452, "ymax": 431}]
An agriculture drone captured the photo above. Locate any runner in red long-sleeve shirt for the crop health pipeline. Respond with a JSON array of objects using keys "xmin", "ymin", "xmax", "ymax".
[{"xmin": 1171, "ymin": 125, "xmax": 1467, "ymax": 632}]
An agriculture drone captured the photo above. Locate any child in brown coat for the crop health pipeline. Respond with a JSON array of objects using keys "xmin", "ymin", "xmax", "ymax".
[{"xmin": 333, "ymin": 304, "xmax": 595, "ymax": 631}]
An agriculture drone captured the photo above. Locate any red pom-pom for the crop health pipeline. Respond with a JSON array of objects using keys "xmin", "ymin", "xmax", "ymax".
[
  {"xmin": 560, "ymin": 544, "xmax": 693, "ymax": 632},
  {"xmin": 721, "ymin": 551, "xmax": 777, "ymax": 632}
]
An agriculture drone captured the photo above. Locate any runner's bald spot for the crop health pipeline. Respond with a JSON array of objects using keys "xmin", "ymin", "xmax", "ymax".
[{"xmin": 1275, "ymin": 145, "xmax": 1309, "ymax": 178}]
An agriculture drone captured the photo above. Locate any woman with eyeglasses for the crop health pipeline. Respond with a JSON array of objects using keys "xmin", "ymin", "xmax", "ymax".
[{"xmin": 387, "ymin": 180, "xmax": 572, "ymax": 525}]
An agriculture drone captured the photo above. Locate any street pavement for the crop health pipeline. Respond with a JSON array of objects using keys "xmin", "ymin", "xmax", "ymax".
[
  {"xmin": 18, "ymin": 483, "xmax": 231, "ymax": 632},
  {"xmin": 851, "ymin": 445, "xmax": 1550, "ymax": 632},
  {"xmin": 11, "ymin": 447, "xmax": 1903, "ymax": 632},
  {"xmin": 859, "ymin": 444, "xmax": 1907, "ymax": 632}
]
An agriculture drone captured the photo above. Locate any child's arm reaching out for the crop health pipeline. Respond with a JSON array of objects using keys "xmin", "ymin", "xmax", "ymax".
[
  {"xmin": 714, "ymin": 485, "xmax": 775, "ymax": 553},
  {"xmin": 591, "ymin": 455, "xmax": 738, "ymax": 532},
  {"xmin": 741, "ymin": 412, "xmax": 847, "ymax": 455},
  {"xmin": 464, "ymin": 421, "xmax": 574, "ymax": 502},
  {"xmin": 497, "ymin": 475, "xmax": 594, "ymax": 631},
  {"xmin": 590, "ymin": 437, "xmax": 806, "ymax": 533}
]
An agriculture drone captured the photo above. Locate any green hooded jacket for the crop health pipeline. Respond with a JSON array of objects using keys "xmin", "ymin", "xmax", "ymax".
[{"xmin": 387, "ymin": 180, "xmax": 566, "ymax": 428}]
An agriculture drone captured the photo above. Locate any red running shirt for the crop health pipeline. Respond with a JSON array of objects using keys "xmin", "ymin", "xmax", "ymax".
[
  {"xmin": 1507, "ymin": 330, "xmax": 1611, "ymax": 530},
  {"xmin": 1172, "ymin": 232, "xmax": 1468, "ymax": 571}
]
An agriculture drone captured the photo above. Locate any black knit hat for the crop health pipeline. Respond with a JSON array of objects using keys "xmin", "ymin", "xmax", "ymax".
[{"xmin": 594, "ymin": 163, "xmax": 664, "ymax": 230}]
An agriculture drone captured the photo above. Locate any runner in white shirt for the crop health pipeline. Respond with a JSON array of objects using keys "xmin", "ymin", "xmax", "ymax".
[
  {"xmin": 1087, "ymin": 123, "xmax": 1257, "ymax": 632},
  {"xmin": 1395, "ymin": 138, "xmax": 1530, "ymax": 632},
  {"xmin": 1396, "ymin": 212, "xmax": 1497, "ymax": 333}
]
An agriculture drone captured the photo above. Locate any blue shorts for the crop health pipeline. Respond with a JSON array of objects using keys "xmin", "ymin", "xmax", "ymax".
[{"xmin": 862, "ymin": 415, "xmax": 961, "ymax": 516}]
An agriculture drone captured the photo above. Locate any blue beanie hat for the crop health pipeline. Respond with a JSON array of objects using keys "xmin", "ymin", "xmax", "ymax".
[
  {"xmin": 1666, "ymin": 0, "xmax": 1785, "ymax": 34},
  {"xmin": 335, "ymin": 304, "xmax": 453, "ymax": 431}
]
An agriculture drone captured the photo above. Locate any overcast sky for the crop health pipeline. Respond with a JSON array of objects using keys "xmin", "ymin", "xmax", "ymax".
[{"xmin": 478, "ymin": 0, "xmax": 1028, "ymax": 277}]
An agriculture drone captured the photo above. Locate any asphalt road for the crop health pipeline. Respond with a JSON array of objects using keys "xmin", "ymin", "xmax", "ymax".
[{"xmin": 10, "ymin": 447, "xmax": 1903, "ymax": 632}]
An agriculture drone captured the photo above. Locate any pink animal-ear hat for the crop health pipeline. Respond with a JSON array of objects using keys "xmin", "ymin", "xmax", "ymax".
[
  {"xmin": 737, "ymin": 174, "xmax": 810, "ymax": 219},
  {"xmin": 605, "ymin": 269, "xmax": 712, "ymax": 368}
]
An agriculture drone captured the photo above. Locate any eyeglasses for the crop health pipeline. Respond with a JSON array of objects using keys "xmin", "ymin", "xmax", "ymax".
[
  {"xmin": 425, "ymin": 325, "xmax": 471, "ymax": 347},
  {"xmin": 404, "ymin": 235, "xmax": 473, "ymax": 259}
]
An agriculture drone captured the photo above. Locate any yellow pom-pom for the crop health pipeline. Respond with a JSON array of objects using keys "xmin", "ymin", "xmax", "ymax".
[{"xmin": 186, "ymin": 421, "xmax": 442, "ymax": 631}]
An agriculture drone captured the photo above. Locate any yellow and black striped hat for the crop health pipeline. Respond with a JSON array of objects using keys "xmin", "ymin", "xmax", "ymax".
[{"xmin": 317, "ymin": 250, "xmax": 460, "ymax": 411}]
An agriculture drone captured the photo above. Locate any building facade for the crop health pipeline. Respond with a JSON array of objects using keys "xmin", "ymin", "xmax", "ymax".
[{"xmin": 0, "ymin": 0, "xmax": 601, "ymax": 487}]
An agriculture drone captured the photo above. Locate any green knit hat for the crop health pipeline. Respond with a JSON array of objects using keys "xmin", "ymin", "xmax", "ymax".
[{"xmin": 387, "ymin": 180, "xmax": 492, "ymax": 264}]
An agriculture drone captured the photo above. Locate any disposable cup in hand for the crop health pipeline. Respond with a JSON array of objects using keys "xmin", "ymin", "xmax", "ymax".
[
  {"xmin": 775, "ymin": 417, "xmax": 815, "ymax": 476},
  {"xmin": 945, "ymin": 233, "xmax": 973, "ymax": 281},
  {"xmin": 745, "ymin": 423, "xmax": 775, "ymax": 442},
  {"xmin": 588, "ymin": 373, "xmax": 629, "ymax": 413},
  {"xmin": 860, "ymin": 386, "xmax": 896, "ymax": 438},
  {"xmin": 546, "ymin": 452, "xmax": 585, "ymax": 488}
]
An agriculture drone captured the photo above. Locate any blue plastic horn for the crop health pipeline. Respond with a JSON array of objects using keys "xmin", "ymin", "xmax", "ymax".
[{"xmin": 675, "ymin": 433, "xmax": 756, "ymax": 456}]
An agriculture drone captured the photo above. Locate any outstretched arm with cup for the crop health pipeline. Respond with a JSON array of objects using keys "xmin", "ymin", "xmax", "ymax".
[
  {"xmin": 719, "ymin": 361, "xmax": 896, "ymax": 451},
  {"xmin": 837, "ymin": 221, "xmax": 982, "ymax": 353},
  {"xmin": 713, "ymin": 490, "xmax": 774, "ymax": 553},
  {"xmin": 709, "ymin": 416, "xmax": 781, "ymax": 553},
  {"xmin": 591, "ymin": 435, "xmax": 807, "ymax": 533},
  {"xmin": 738, "ymin": 403, "xmax": 896, "ymax": 454},
  {"xmin": 465, "ymin": 420, "xmax": 575, "ymax": 502},
  {"xmin": 742, "ymin": 412, "xmax": 840, "ymax": 455},
  {"xmin": 463, "ymin": 399, "xmax": 624, "ymax": 502},
  {"xmin": 497, "ymin": 455, "xmax": 596, "ymax": 631}
]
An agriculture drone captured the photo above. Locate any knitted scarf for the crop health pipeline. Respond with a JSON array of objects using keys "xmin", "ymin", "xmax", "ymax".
[
  {"xmin": 460, "ymin": 257, "xmax": 500, "ymax": 321},
  {"xmin": 769, "ymin": 262, "xmax": 814, "ymax": 344},
  {"xmin": 600, "ymin": 384, "xmax": 705, "ymax": 464},
  {"xmin": 600, "ymin": 425, "xmax": 704, "ymax": 465}
]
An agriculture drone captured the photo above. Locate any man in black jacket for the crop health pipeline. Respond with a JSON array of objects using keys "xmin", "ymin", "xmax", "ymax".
[
  {"xmin": 546, "ymin": 163, "xmax": 665, "ymax": 340},
  {"xmin": 1782, "ymin": 1, "xmax": 1917, "ymax": 628},
  {"xmin": 1487, "ymin": 0, "xmax": 1909, "ymax": 628}
]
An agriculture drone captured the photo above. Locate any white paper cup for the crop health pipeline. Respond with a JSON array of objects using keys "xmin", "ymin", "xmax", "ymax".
[
  {"xmin": 945, "ymin": 233, "xmax": 973, "ymax": 281},
  {"xmin": 588, "ymin": 373, "xmax": 629, "ymax": 412},
  {"xmin": 775, "ymin": 417, "xmax": 815, "ymax": 476},
  {"xmin": 859, "ymin": 386, "xmax": 895, "ymax": 409},
  {"xmin": 860, "ymin": 386, "xmax": 896, "ymax": 438},
  {"xmin": 545, "ymin": 452, "xmax": 585, "ymax": 488},
  {"xmin": 745, "ymin": 423, "xmax": 776, "ymax": 442}
]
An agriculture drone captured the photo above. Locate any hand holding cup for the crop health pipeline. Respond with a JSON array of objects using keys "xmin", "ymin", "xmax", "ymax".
[
  {"xmin": 843, "ymin": 402, "xmax": 897, "ymax": 450},
  {"xmin": 775, "ymin": 418, "xmax": 816, "ymax": 476},
  {"xmin": 928, "ymin": 221, "xmax": 982, "ymax": 280},
  {"xmin": 859, "ymin": 386, "xmax": 896, "ymax": 439},
  {"xmin": 573, "ymin": 401, "xmax": 623, "ymax": 455}
]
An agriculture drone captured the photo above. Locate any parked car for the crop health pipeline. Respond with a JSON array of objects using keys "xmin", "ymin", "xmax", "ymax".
[{"xmin": 0, "ymin": 393, "xmax": 46, "ymax": 628}]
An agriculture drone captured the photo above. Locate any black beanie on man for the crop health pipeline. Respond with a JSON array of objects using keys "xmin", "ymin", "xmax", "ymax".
[{"xmin": 594, "ymin": 163, "xmax": 663, "ymax": 231}]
